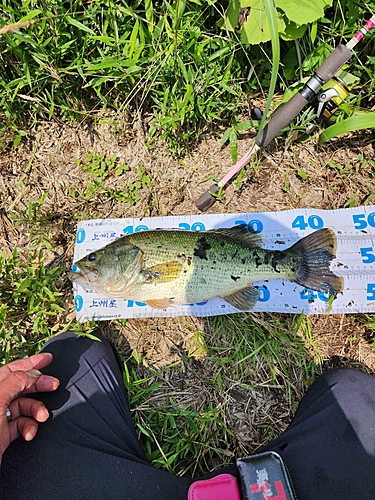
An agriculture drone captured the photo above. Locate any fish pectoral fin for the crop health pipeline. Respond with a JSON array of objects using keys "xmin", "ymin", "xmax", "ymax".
[
  {"xmin": 146, "ymin": 298, "xmax": 174, "ymax": 309},
  {"xmin": 222, "ymin": 286, "xmax": 260, "ymax": 311},
  {"xmin": 144, "ymin": 261, "xmax": 183, "ymax": 283}
]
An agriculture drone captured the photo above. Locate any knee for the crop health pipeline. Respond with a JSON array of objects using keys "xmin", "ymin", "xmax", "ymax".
[
  {"xmin": 320, "ymin": 366, "xmax": 373, "ymax": 389},
  {"xmin": 41, "ymin": 331, "xmax": 106, "ymax": 351},
  {"xmin": 318, "ymin": 367, "xmax": 375, "ymax": 416},
  {"xmin": 40, "ymin": 331, "xmax": 116, "ymax": 365}
]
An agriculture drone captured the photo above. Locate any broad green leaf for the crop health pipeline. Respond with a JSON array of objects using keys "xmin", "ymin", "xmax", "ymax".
[
  {"xmin": 226, "ymin": 0, "xmax": 286, "ymax": 44},
  {"xmin": 280, "ymin": 19, "xmax": 307, "ymax": 41},
  {"xmin": 319, "ymin": 112, "xmax": 375, "ymax": 144},
  {"xmin": 276, "ymin": 0, "xmax": 333, "ymax": 26},
  {"xmin": 226, "ymin": 0, "xmax": 333, "ymax": 44}
]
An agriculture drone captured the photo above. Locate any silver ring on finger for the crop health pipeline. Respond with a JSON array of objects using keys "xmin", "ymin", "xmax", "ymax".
[{"xmin": 6, "ymin": 407, "xmax": 12, "ymax": 422}]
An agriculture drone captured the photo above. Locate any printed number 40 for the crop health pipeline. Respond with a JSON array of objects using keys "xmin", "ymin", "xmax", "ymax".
[{"xmin": 292, "ymin": 215, "xmax": 324, "ymax": 231}]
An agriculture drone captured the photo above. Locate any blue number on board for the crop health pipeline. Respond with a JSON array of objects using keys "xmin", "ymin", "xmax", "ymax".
[
  {"xmin": 254, "ymin": 285, "xmax": 270, "ymax": 302},
  {"xmin": 300, "ymin": 288, "xmax": 317, "ymax": 301},
  {"xmin": 360, "ymin": 247, "xmax": 375, "ymax": 264},
  {"xmin": 235, "ymin": 219, "xmax": 263, "ymax": 234},
  {"xmin": 309, "ymin": 215, "xmax": 324, "ymax": 229},
  {"xmin": 191, "ymin": 222, "xmax": 205, "ymax": 231},
  {"xmin": 74, "ymin": 295, "xmax": 84, "ymax": 312},
  {"xmin": 352, "ymin": 212, "xmax": 375, "ymax": 230},
  {"xmin": 126, "ymin": 300, "xmax": 147, "ymax": 307},
  {"xmin": 367, "ymin": 284, "xmax": 375, "ymax": 300},
  {"xmin": 123, "ymin": 226, "xmax": 134, "ymax": 235},
  {"xmin": 76, "ymin": 228, "xmax": 86, "ymax": 244},
  {"xmin": 292, "ymin": 215, "xmax": 324, "ymax": 231},
  {"xmin": 300, "ymin": 288, "xmax": 330, "ymax": 303},
  {"xmin": 178, "ymin": 222, "xmax": 206, "ymax": 231},
  {"xmin": 123, "ymin": 225, "xmax": 149, "ymax": 235}
]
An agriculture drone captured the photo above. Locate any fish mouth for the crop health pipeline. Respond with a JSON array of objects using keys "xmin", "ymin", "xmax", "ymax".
[
  {"xmin": 67, "ymin": 270, "xmax": 84, "ymax": 283},
  {"xmin": 67, "ymin": 266, "xmax": 99, "ymax": 285}
]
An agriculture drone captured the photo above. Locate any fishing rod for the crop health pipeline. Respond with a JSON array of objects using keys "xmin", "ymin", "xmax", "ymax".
[{"xmin": 195, "ymin": 13, "xmax": 375, "ymax": 212}]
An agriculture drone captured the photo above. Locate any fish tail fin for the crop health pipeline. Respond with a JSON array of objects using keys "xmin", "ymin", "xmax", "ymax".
[{"xmin": 290, "ymin": 228, "xmax": 344, "ymax": 295}]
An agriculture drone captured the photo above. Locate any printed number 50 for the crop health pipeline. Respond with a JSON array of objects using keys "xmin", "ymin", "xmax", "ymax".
[
  {"xmin": 352, "ymin": 213, "xmax": 375, "ymax": 230},
  {"xmin": 360, "ymin": 247, "xmax": 375, "ymax": 264},
  {"xmin": 367, "ymin": 284, "xmax": 375, "ymax": 300}
]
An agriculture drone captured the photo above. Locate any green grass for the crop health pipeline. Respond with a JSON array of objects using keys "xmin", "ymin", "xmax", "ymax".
[
  {"xmin": 123, "ymin": 312, "xmax": 319, "ymax": 475},
  {"xmin": 2, "ymin": 0, "xmax": 374, "ymax": 152},
  {"xmin": 125, "ymin": 360, "xmax": 234, "ymax": 475},
  {"xmin": 0, "ymin": 246, "xmax": 66, "ymax": 363},
  {"xmin": 70, "ymin": 152, "xmax": 154, "ymax": 205}
]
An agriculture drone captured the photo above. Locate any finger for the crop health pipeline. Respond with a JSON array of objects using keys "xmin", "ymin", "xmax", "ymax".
[
  {"xmin": 8, "ymin": 416, "xmax": 39, "ymax": 444},
  {"xmin": 0, "ymin": 353, "xmax": 53, "ymax": 382},
  {"xmin": 9, "ymin": 398, "xmax": 49, "ymax": 423},
  {"xmin": 0, "ymin": 371, "xmax": 57, "ymax": 414},
  {"xmin": 22, "ymin": 374, "xmax": 60, "ymax": 394}
]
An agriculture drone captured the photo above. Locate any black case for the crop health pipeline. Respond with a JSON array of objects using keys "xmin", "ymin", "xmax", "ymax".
[{"xmin": 237, "ymin": 451, "xmax": 297, "ymax": 500}]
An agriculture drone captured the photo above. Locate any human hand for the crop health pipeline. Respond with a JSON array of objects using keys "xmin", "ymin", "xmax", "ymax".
[{"xmin": 0, "ymin": 352, "xmax": 59, "ymax": 462}]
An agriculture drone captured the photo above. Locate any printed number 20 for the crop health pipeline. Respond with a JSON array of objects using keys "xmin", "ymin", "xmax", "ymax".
[{"xmin": 291, "ymin": 215, "xmax": 324, "ymax": 231}]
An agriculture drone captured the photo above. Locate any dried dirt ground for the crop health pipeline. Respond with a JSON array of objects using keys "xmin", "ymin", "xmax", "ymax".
[{"xmin": 1, "ymin": 113, "xmax": 375, "ymax": 470}]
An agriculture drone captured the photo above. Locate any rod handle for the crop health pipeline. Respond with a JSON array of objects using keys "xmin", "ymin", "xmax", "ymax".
[
  {"xmin": 256, "ymin": 92, "xmax": 308, "ymax": 147},
  {"xmin": 195, "ymin": 184, "xmax": 220, "ymax": 212},
  {"xmin": 316, "ymin": 44, "xmax": 352, "ymax": 81}
]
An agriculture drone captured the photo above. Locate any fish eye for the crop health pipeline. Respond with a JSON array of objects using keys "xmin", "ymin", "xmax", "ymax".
[{"xmin": 88, "ymin": 252, "xmax": 96, "ymax": 262}]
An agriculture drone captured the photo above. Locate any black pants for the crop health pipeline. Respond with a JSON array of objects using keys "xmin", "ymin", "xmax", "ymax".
[{"xmin": 1, "ymin": 331, "xmax": 374, "ymax": 499}]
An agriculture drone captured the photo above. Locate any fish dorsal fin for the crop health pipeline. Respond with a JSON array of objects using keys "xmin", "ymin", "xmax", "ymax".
[
  {"xmin": 222, "ymin": 286, "xmax": 260, "ymax": 311},
  {"xmin": 208, "ymin": 224, "xmax": 263, "ymax": 248},
  {"xmin": 143, "ymin": 261, "xmax": 183, "ymax": 284}
]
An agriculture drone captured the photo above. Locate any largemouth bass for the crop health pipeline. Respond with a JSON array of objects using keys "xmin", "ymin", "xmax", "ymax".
[{"xmin": 68, "ymin": 225, "xmax": 344, "ymax": 311}]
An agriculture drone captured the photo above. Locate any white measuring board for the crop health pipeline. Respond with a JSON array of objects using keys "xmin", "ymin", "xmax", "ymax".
[{"xmin": 71, "ymin": 206, "xmax": 375, "ymax": 320}]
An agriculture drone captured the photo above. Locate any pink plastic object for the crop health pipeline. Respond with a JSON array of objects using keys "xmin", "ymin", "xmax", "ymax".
[{"xmin": 188, "ymin": 473, "xmax": 241, "ymax": 500}]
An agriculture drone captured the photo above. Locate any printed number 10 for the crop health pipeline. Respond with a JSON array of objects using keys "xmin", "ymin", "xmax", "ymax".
[{"xmin": 292, "ymin": 215, "xmax": 324, "ymax": 231}]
